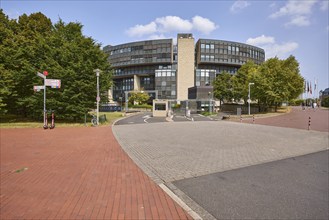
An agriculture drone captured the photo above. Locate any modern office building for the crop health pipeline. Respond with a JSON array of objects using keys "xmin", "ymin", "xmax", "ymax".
[{"xmin": 103, "ymin": 34, "xmax": 265, "ymax": 103}]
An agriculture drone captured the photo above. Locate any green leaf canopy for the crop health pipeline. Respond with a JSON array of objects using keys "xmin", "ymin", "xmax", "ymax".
[{"xmin": 0, "ymin": 10, "xmax": 112, "ymax": 120}]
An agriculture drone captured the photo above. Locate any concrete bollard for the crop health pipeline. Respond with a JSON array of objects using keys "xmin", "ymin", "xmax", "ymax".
[
  {"xmin": 308, "ymin": 116, "xmax": 311, "ymax": 130},
  {"xmin": 253, "ymin": 115, "xmax": 255, "ymax": 124},
  {"xmin": 240, "ymin": 115, "xmax": 242, "ymax": 123}
]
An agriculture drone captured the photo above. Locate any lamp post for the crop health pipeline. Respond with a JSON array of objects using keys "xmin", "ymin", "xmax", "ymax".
[
  {"xmin": 208, "ymin": 91, "xmax": 213, "ymax": 113},
  {"xmin": 248, "ymin": 82, "xmax": 254, "ymax": 115},
  {"xmin": 94, "ymin": 69, "xmax": 101, "ymax": 125}
]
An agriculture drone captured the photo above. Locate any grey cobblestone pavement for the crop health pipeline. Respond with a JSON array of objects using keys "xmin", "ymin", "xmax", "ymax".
[{"xmin": 113, "ymin": 121, "xmax": 328, "ymax": 184}]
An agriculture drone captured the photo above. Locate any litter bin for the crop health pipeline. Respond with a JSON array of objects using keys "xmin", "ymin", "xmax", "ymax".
[{"xmin": 99, "ymin": 114, "xmax": 107, "ymax": 123}]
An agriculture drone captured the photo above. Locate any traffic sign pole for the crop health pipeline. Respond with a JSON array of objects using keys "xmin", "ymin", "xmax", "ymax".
[
  {"xmin": 35, "ymin": 71, "xmax": 61, "ymax": 129},
  {"xmin": 43, "ymin": 75, "xmax": 47, "ymax": 128},
  {"xmin": 94, "ymin": 69, "xmax": 101, "ymax": 126}
]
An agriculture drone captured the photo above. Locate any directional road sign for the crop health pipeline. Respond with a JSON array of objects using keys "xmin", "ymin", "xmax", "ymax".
[
  {"xmin": 45, "ymin": 79, "xmax": 61, "ymax": 88},
  {"xmin": 33, "ymin": 85, "xmax": 45, "ymax": 92},
  {"xmin": 37, "ymin": 72, "xmax": 46, "ymax": 79}
]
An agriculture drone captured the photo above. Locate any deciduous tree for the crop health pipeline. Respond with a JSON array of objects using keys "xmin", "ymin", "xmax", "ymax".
[{"xmin": 0, "ymin": 10, "xmax": 112, "ymax": 120}]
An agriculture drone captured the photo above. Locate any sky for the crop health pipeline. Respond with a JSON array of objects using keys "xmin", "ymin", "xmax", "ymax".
[{"xmin": 1, "ymin": 0, "xmax": 329, "ymax": 94}]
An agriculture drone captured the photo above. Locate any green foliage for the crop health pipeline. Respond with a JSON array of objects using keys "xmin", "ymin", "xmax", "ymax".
[
  {"xmin": 232, "ymin": 61, "xmax": 258, "ymax": 103},
  {"xmin": 128, "ymin": 91, "xmax": 150, "ymax": 105},
  {"xmin": 0, "ymin": 10, "xmax": 112, "ymax": 121},
  {"xmin": 252, "ymin": 56, "xmax": 304, "ymax": 110},
  {"xmin": 321, "ymin": 97, "xmax": 329, "ymax": 107},
  {"xmin": 130, "ymin": 104, "xmax": 152, "ymax": 109},
  {"xmin": 200, "ymin": 111, "xmax": 216, "ymax": 116},
  {"xmin": 212, "ymin": 56, "xmax": 304, "ymax": 112},
  {"xmin": 213, "ymin": 71, "xmax": 234, "ymax": 102},
  {"xmin": 290, "ymin": 99, "xmax": 304, "ymax": 106},
  {"xmin": 172, "ymin": 104, "xmax": 181, "ymax": 109}
]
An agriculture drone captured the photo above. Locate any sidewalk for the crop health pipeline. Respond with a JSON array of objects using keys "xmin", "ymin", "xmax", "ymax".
[
  {"xmin": 240, "ymin": 107, "xmax": 329, "ymax": 132},
  {"xmin": 0, "ymin": 127, "xmax": 192, "ymax": 219}
]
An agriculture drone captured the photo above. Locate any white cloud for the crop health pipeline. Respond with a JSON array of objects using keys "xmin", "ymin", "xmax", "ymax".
[
  {"xmin": 246, "ymin": 35, "xmax": 275, "ymax": 45},
  {"xmin": 264, "ymin": 42, "xmax": 299, "ymax": 58},
  {"xmin": 126, "ymin": 22, "xmax": 157, "ymax": 37},
  {"xmin": 155, "ymin": 16, "xmax": 193, "ymax": 32},
  {"xmin": 230, "ymin": 0, "xmax": 250, "ymax": 13},
  {"xmin": 246, "ymin": 35, "xmax": 298, "ymax": 59},
  {"xmin": 270, "ymin": 0, "xmax": 317, "ymax": 18},
  {"xmin": 269, "ymin": 0, "xmax": 317, "ymax": 27},
  {"xmin": 284, "ymin": 15, "xmax": 311, "ymax": 27},
  {"xmin": 320, "ymin": 1, "xmax": 329, "ymax": 11},
  {"xmin": 192, "ymin": 16, "xmax": 218, "ymax": 35},
  {"xmin": 126, "ymin": 15, "xmax": 218, "ymax": 38},
  {"xmin": 148, "ymin": 34, "xmax": 167, "ymax": 40}
]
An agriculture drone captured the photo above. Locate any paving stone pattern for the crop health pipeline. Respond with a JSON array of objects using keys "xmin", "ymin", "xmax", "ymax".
[
  {"xmin": 0, "ymin": 127, "xmax": 192, "ymax": 220},
  {"xmin": 113, "ymin": 121, "xmax": 328, "ymax": 183}
]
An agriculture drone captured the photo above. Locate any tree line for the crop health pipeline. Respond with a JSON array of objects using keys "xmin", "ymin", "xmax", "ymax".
[
  {"xmin": 213, "ymin": 56, "xmax": 304, "ymax": 111},
  {"xmin": 0, "ymin": 10, "xmax": 112, "ymax": 121}
]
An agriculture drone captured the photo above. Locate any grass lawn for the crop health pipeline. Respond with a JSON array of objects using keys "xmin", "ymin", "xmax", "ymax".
[{"xmin": 0, "ymin": 112, "xmax": 124, "ymax": 128}]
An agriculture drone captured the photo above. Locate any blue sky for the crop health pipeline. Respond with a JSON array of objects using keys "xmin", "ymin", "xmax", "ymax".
[{"xmin": 1, "ymin": 0, "xmax": 329, "ymax": 93}]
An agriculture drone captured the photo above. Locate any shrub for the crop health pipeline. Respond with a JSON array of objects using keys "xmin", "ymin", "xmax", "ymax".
[
  {"xmin": 290, "ymin": 99, "xmax": 304, "ymax": 106},
  {"xmin": 321, "ymin": 97, "xmax": 329, "ymax": 107}
]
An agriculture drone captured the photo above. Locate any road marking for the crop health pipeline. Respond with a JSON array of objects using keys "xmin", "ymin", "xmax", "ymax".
[{"xmin": 143, "ymin": 115, "xmax": 151, "ymax": 123}]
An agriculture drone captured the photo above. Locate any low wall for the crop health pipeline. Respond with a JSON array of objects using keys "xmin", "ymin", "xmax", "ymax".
[{"xmin": 221, "ymin": 104, "xmax": 259, "ymax": 115}]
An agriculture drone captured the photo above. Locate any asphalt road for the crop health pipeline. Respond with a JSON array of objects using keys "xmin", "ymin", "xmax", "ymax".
[
  {"xmin": 114, "ymin": 112, "xmax": 215, "ymax": 125},
  {"xmin": 114, "ymin": 112, "xmax": 161, "ymax": 125},
  {"xmin": 173, "ymin": 150, "xmax": 329, "ymax": 220}
]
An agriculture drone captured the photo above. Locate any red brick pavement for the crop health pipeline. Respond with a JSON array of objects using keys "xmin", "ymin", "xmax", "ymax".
[
  {"xmin": 242, "ymin": 107, "xmax": 329, "ymax": 132},
  {"xmin": 0, "ymin": 126, "xmax": 192, "ymax": 220}
]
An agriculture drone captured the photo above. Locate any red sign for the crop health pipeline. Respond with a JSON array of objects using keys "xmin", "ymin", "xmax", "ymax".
[{"xmin": 43, "ymin": 71, "xmax": 48, "ymax": 76}]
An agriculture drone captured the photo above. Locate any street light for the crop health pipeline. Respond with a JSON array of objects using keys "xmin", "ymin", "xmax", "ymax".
[
  {"xmin": 208, "ymin": 91, "xmax": 213, "ymax": 113},
  {"xmin": 248, "ymin": 82, "xmax": 255, "ymax": 115},
  {"xmin": 94, "ymin": 69, "xmax": 101, "ymax": 125}
]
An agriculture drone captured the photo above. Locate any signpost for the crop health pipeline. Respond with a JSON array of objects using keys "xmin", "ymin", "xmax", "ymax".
[
  {"xmin": 35, "ymin": 71, "xmax": 61, "ymax": 129},
  {"xmin": 33, "ymin": 86, "xmax": 45, "ymax": 92},
  {"xmin": 45, "ymin": 79, "xmax": 61, "ymax": 88}
]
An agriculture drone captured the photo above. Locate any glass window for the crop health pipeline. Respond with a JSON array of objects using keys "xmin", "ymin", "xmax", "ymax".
[
  {"xmin": 206, "ymin": 44, "xmax": 210, "ymax": 49},
  {"xmin": 201, "ymin": 43, "xmax": 205, "ymax": 49},
  {"xmin": 155, "ymin": 104, "xmax": 166, "ymax": 111},
  {"xmin": 210, "ymin": 44, "xmax": 215, "ymax": 49},
  {"xmin": 228, "ymin": 46, "xmax": 231, "ymax": 51}
]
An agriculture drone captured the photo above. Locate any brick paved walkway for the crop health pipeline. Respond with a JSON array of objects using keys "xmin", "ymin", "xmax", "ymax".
[
  {"xmin": 0, "ymin": 127, "xmax": 192, "ymax": 220},
  {"xmin": 242, "ymin": 107, "xmax": 329, "ymax": 132}
]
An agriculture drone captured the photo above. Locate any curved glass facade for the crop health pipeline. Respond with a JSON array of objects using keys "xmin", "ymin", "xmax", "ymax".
[{"xmin": 104, "ymin": 34, "xmax": 265, "ymax": 101}]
